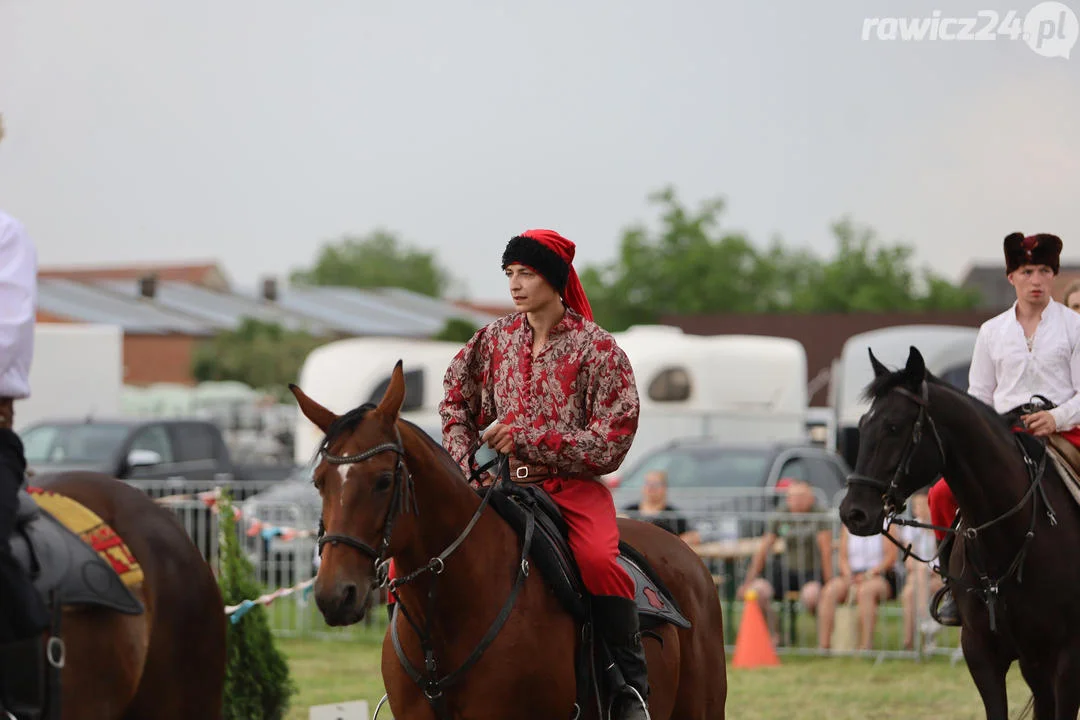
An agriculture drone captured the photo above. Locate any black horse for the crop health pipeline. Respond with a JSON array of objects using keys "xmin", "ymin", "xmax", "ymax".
[{"xmin": 839, "ymin": 346, "xmax": 1080, "ymax": 720}]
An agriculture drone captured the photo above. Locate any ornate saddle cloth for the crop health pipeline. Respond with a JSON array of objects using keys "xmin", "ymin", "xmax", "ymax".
[{"xmin": 11, "ymin": 487, "xmax": 145, "ymax": 614}]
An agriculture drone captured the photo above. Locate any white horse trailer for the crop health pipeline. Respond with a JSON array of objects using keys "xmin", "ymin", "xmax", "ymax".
[
  {"xmin": 829, "ymin": 324, "xmax": 979, "ymax": 467},
  {"xmin": 291, "ymin": 337, "xmax": 462, "ymax": 465},
  {"xmin": 292, "ymin": 325, "xmax": 810, "ymax": 474},
  {"xmin": 611, "ymin": 326, "xmax": 808, "ymax": 471},
  {"xmin": 16, "ymin": 324, "xmax": 123, "ymax": 430}
]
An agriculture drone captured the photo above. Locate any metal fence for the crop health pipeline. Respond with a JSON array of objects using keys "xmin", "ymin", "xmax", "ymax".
[{"xmin": 135, "ymin": 478, "xmax": 963, "ymax": 658}]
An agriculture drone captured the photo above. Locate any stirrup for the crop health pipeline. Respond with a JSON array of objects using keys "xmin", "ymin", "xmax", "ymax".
[{"xmin": 929, "ymin": 585, "xmax": 961, "ymax": 627}]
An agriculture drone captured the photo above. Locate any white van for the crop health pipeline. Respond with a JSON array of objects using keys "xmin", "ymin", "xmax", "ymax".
[{"xmin": 829, "ymin": 324, "xmax": 979, "ymax": 467}]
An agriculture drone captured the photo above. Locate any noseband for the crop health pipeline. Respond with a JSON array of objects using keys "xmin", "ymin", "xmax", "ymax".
[{"xmin": 845, "ymin": 380, "xmax": 946, "ymax": 516}]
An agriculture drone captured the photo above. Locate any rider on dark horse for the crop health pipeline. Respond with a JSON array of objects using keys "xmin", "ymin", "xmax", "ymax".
[
  {"xmin": 437, "ymin": 229, "xmax": 649, "ymax": 720},
  {"xmin": 0, "ymin": 206, "xmax": 51, "ymax": 718},
  {"xmin": 928, "ymin": 232, "xmax": 1080, "ymax": 626}
]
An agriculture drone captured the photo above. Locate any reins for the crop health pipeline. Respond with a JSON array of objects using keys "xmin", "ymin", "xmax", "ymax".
[{"xmin": 316, "ymin": 426, "xmax": 533, "ymax": 719}]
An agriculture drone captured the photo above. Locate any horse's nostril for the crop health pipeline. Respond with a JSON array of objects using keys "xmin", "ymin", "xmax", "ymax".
[
  {"xmin": 848, "ymin": 508, "xmax": 867, "ymax": 526},
  {"xmin": 341, "ymin": 583, "xmax": 357, "ymax": 609}
]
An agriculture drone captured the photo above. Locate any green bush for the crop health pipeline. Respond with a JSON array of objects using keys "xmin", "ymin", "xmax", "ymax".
[{"xmin": 217, "ymin": 490, "xmax": 297, "ymax": 719}]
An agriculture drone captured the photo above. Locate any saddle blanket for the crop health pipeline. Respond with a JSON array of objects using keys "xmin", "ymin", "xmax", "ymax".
[{"xmin": 26, "ymin": 487, "xmax": 145, "ymax": 588}]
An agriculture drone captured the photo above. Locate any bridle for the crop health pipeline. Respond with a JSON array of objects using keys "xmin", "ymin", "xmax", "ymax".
[
  {"xmin": 317, "ymin": 424, "xmax": 416, "ymax": 583},
  {"xmin": 844, "ymin": 380, "xmax": 1056, "ymax": 631},
  {"xmin": 845, "ymin": 380, "xmax": 947, "ymax": 517},
  {"xmin": 315, "ymin": 424, "xmax": 538, "ymax": 719}
]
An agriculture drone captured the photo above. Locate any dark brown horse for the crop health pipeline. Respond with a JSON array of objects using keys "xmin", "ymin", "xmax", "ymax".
[
  {"xmin": 291, "ymin": 361, "xmax": 727, "ymax": 720},
  {"xmin": 17, "ymin": 471, "xmax": 226, "ymax": 719},
  {"xmin": 839, "ymin": 347, "xmax": 1080, "ymax": 720}
]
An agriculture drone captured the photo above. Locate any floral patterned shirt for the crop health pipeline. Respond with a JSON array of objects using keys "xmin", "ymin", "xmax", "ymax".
[{"xmin": 439, "ymin": 308, "xmax": 640, "ymax": 479}]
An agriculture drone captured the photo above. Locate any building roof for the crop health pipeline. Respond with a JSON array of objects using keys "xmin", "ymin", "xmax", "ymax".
[
  {"xmin": 263, "ymin": 286, "xmax": 463, "ymax": 337},
  {"xmin": 373, "ymin": 288, "xmax": 504, "ymax": 328},
  {"xmin": 960, "ymin": 263, "xmax": 1080, "ymax": 311},
  {"xmin": 37, "ymin": 279, "xmax": 216, "ymax": 335},
  {"xmin": 39, "ymin": 262, "xmax": 230, "ymax": 291},
  {"xmin": 97, "ymin": 280, "xmax": 337, "ymax": 336}
]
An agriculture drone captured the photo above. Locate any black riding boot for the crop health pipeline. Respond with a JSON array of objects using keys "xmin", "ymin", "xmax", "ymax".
[
  {"xmin": 592, "ymin": 595, "xmax": 650, "ymax": 720},
  {"xmin": 928, "ymin": 532, "xmax": 961, "ymax": 627}
]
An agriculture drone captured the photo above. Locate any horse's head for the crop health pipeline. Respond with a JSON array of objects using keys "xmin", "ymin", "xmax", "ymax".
[
  {"xmin": 839, "ymin": 346, "xmax": 947, "ymax": 536},
  {"xmin": 290, "ymin": 360, "xmax": 415, "ymax": 626}
]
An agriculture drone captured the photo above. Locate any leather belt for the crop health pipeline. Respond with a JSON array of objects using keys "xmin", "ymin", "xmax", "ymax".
[
  {"xmin": 0, "ymin": 398, "xmax": 12, "ymax": 430},
  {"xmin": 507, "ymin": 458, "xmax": 594, "ymax": 483}
]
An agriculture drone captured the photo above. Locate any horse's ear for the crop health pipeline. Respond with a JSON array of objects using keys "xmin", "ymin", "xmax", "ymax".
[
  {"xmin": 905, "ymin": 346, "xmax": 926, "ymax": 380},
  {"xmin": 375, "ymin": 360, "xmax": 406, "ymax": 420},
  {"xmin": 869, "ymin": 348, "xmax": 889, "ymax": 378},
  {"xmin": 288, "ymin": 384, "xmax": 339, "ymax": 432}
]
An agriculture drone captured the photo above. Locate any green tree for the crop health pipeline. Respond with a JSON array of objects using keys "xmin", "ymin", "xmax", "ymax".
[
  {"xmin": 581, "ymin": 187, "xmax": 979, "ymax": 330},
  {"xmin": 432, "ymin": 317, "xmax": 478, "ymax": 343},
  {"xmin": 217, "ymin": 489, "xmax": 296, "ymax": 720},
  {"xmin": 192, "ymin": 318, "xmax": 324, "ymax": 398},
  {"xmin": 291, "ymin": 229, "xmax": 452, "ymax": 298}
]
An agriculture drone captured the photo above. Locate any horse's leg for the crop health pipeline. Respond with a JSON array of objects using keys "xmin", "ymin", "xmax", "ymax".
[
  {"xmin": 961, "ymin": 628, "xmax": 1012, "ymax": 720},
  {"xmin": 1052, "ymin": 645, "xmax": 1080, "ymax": 720},
  {"xmin": 1017, "ymin": 655, "xmax": 1055, "ymax": 720}
]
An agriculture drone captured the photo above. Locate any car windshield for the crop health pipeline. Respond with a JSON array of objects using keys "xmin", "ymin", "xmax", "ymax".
[
  {"xmin": 619, "ymin": 447, "xmax": 773, "ymax": 490},
  {"xmin": 21, "ymin": 423, "xmax": 132, "ymax": 465}
]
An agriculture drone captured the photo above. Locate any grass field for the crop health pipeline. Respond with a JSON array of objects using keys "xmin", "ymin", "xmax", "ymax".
[{"xmin": 278, "ymin": 632, "xmax": 1036, "ymax": 720}]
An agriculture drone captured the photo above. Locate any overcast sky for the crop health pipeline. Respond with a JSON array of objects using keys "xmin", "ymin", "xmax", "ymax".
[{"xmin": 2, "ymin": 0, "xmax": 1077, "ymax": 302}]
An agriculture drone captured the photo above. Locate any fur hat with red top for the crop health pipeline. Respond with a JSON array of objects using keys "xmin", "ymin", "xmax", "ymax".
[
  {"xmin": 501, "ymin": 229, "xmax": 594, "ymax": 321},
  {"xmin": 1004, "ymin": 232, "xmax": 1063, "ymax": 274}
]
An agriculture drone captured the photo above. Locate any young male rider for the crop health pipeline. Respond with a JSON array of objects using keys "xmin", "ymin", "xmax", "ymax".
[
  {"xmin": 439, "ymin": 229, "xmax": 649, "ymax": 720},
  {"xmin": 928, "ymin": 232, "xmax": 1080, "ymax": 625}
]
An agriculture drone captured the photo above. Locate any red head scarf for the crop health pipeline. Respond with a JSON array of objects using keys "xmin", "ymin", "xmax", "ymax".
[{"xmin": 503, "ymin": 229, "xmax": 594, "ymax": 321}]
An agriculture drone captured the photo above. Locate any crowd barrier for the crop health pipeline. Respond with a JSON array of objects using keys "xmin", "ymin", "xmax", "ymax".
[{"xmin": 134, "ymin": 477, "xmax": 964, "ymax": 658}]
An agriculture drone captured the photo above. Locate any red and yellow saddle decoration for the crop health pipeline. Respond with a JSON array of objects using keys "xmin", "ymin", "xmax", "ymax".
[{"xmin": 26, "ymin": 487, "xmax": 145, "ymax": 588}]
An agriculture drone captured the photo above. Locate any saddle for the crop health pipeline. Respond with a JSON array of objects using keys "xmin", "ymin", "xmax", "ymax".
[
  {"xmin": 0, "ymin": 488, "xmax": 145, "ymax": 720},
  {"xmin": 480, "ymin": 481, "xmax": 691, "ymax": 717},
  {"xmin": 1001, "ymin": 397, "xmax": 1080, "ymax": 508},
  {"xmin": 12, "ymin": 488, "xmax": 145, "ymax": 615}
]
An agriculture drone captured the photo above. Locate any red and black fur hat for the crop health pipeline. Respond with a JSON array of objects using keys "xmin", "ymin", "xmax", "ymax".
[{"xmin": 1004, "ymin": 232, "xmax": 1062, "ymax": 274}]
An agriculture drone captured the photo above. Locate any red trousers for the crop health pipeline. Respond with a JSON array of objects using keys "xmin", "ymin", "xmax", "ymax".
[
  {"xmin": 387, "ymin": 477, "xmax": 634, "ymax": 601},
  {"xmin": 928, "ymin": 427, "xmax": 1080, "ymax": 541}
]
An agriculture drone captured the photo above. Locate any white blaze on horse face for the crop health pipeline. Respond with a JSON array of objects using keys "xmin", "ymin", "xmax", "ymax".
[{"xmin": 338, "ymin": 464, "xmax": 353, "ymax": 506}]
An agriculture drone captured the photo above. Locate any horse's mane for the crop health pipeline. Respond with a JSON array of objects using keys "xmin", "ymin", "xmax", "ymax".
[
  {"xmin": 862, "ymin": 365, "xmax": 1014, "ymax": 440},
  {"xmin": 312, "ymin": 402, "xmax": 468, "ymax": 482}
]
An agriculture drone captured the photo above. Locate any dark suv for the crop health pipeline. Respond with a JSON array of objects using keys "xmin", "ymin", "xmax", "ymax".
[{"xmin": 608, "ymin": 438, "xmax": 850, "ymax": 540}]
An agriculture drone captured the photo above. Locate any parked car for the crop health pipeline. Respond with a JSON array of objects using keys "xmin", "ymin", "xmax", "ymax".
[
  {"xmin": 608, "ymin": 438, "xmax": 851, "ymax": 541},
  {"xmin": 19, "ymin": 417, "xmax": 297, "ymax": 491}
]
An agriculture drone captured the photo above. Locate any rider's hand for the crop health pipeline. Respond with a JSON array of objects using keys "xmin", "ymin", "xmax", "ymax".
[
  {"xmin": 481, "ymin": 422, "xmax": 515, "ymax": 455},
  {"xmin": 1022, "ymin": 410, "xmax": 1057, "ymax": 437}
]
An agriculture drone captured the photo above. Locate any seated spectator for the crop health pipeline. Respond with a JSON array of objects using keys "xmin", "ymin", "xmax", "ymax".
[
  {"xmin": 733, "ymin": 480, "xmax": 833, "ymax": 646},
  {"xmin": 817, "ymin": 525, "xmax": 898, "ymax": 651},
  {"xmin": 622, "ymin": 469, "xmax": 690, "ymax": 537},
  {"xmin": 899, "ymin": 491, "xmax": 943, "ymax": 650}
]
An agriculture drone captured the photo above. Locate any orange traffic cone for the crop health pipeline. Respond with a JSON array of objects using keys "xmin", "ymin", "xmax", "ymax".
[{"xmin": 731, "ymin": 589, "xmax": 780, "ymax": 668}]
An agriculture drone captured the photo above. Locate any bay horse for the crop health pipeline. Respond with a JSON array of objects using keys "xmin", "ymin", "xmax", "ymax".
[
  {"xmin": 839, "ymin": 346, "xmax": 1080, "ymax": 720},
  {"xmin": 290, "ymin": 361, "xmax": 727, "ymax": 720},
  {"xmin": 10, "ymin": 471, "xmax": 226, "ymax": 719}
]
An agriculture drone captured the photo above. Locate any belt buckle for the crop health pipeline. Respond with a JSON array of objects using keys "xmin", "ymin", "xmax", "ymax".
[{"xmin": 516, "ymin": 466, "xmax": 529, "ymax": 479}]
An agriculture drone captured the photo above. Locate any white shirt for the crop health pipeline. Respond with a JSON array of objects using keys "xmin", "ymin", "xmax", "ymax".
[
  {"xmin": 0, "ymin": 210, "xmax": 36, "ymax": 399},
  {"xmin": 967, "ymin": 299, "xmax": 1080, "ymax": 431}
]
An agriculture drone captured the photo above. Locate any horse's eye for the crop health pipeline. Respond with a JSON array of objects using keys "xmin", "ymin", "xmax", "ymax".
[
  {"xmin": 887, "ymin": 423, "xmax": 900, "ymax": 434},
  {"xmin": 374, "ymin": 473, "xmax": 393, "ymax": 493}
]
